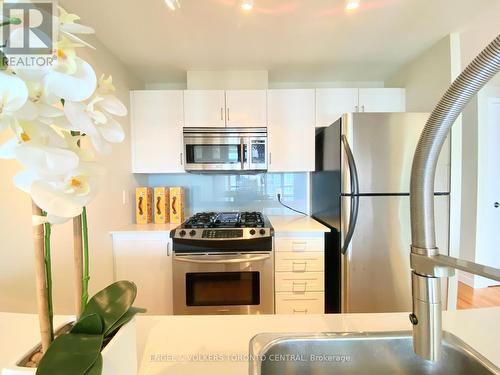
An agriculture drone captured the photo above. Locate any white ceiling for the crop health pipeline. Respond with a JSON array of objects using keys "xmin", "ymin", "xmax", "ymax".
[{"xmin": 60, "ymin": 0, "xmax": 498, "ymax": 84}]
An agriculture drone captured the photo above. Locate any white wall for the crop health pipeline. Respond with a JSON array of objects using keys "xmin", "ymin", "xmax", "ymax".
[
  {"xmin": 0, "ymin": 35, "xmax": 145, "ymax": 314},
  {"xmin": 460, "ymin": 86, "xmax": 500, "ymax": 288},
  {"xmin": 186, "ymin": 70, "xmax": 269, "ymax": 89},
  {"xmin": 387, "ymin": 35, "xmax": 459, "ymax": 111},
  {"xmin": 457, "ymin": 5, "xmax": 500, "ymax": 288}
]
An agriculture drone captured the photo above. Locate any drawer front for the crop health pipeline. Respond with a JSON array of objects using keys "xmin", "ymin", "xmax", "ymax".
[
  {"xmin": 275, "ymin": 292, "xmax": 325, "ymax": 314},
  {"xmin": 275, "ymin": 272, "xmax": 324, "ymax": 292},
  {"xmin": 275, "ymin": 252, "xmax": 324, "ymax": 272},
  {"xmin": 275, "ymin": 238, "xmax": 324, "ymax": 252}
]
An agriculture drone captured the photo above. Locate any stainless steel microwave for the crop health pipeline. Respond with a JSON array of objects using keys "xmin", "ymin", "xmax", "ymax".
[{"xmin": 183, "ymin": 127, "xmax": 267, "ymax": 172}]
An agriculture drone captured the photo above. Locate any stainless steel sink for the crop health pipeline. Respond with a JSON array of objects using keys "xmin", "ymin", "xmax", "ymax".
[{"xmin": 249, "ymin": 331, "xmax": 499, "ymax": 374}]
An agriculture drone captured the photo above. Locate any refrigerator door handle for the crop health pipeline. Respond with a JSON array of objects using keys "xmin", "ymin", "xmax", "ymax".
[{"xmin": 341, "ymin": 135, "xmax": 360, "ymax": 254}]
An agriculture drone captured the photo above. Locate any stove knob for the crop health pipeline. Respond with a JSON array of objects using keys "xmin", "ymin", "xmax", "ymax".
[
  {"xmin": 259, "ymin": 229, "xmax": 266, "ymax": 236},
  {"xmin": 249, "ymin": 229, "xmax": 256, "ymax": 235},
  {"xmin": 179, "ymin": 230, "xmax": 186, "ymax": 237},
  {"xmin": 189, "ymin": 230, "xmax": 196, "ymax": 237}
]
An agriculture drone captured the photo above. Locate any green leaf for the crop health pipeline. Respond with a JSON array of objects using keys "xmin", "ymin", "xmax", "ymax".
[
  {"xmin": 104, "ymin": 306, "xmax": 146, "ymax": 337},
  {"xmin": 71, "ymin": 313, "xmax": 103, "ymax": 335},
  {"xmin": 36, "ymin": 334, "xmax": 103, "ymax": 375},
  {"xmin": 84, "ymin": 353, "xmax": 102, "ymax": 375},
  {"xmin": 80, "ymin": 280, "xmax": 137, "ymax": 335}
]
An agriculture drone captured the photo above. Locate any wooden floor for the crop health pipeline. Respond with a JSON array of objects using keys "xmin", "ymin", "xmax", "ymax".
[{"xmin": 457, "ymin": 282, "xmax": 500, "ymax": 309}]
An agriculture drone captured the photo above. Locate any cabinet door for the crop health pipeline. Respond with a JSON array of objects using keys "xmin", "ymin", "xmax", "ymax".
[
  {"xmin": 131, "ymin": 90, "xmax": 184, "ymax": 173},
  {"xmin": 315, "ymin": 88, "xmax": 359, "ymax": 127},
  {"xmin": 225, "ymin": 90, "xmax": 267, "ymax": 127},
  {"xmin": 358, "ymin": 88, "xmax": 406, "ymax": 113},
  {"xmin": 183, "ymin": 90, "xmax": 226, "ymax": 127},
  {"xmin": 267, "ymin": 89, "xmax": 315, "ymax": 172},
  {"xmin": 112, "ymin": 233, "xmax": 173, "ymax": 314}
]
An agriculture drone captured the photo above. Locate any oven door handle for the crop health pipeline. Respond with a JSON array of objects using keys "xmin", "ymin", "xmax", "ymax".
[{"xmin": 174, "ymin": 254, "xmax": 271, "ymax": 264}]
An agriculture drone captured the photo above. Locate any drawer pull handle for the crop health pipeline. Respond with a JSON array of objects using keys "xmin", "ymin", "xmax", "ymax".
[
  {"xmin": 292, "ymin": 261, "xmax": 307, "ymax": 272},
  {"xmin": 293, "ymin": 308, "xmax": 308, "ymax": 314},
  {"xmin": 292, "ymin": 280, "xmax": 307, "ymax": 292}
]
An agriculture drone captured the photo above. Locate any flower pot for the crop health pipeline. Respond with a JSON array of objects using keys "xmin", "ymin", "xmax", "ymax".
[{"xmin": 2, "ymin": 319, "xmax": 137, "ymax": 375}]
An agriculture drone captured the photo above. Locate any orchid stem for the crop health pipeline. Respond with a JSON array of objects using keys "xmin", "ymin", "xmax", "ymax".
[
  {"xmin": 0, "ymin": 18, "xmax": 21, "ymax": 27},
  {"xmin": 81, "ymin": 207, "xmax": 90, "ymax": 308},
  {"xmin": 42, "ymin": 213, "xmax": 54, "ymax": 342}
]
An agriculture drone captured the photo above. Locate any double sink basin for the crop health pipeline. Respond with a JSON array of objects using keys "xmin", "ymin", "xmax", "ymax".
[{"xmin": 249, "ymin": 331, "xmax": 499, "ymax": 374}]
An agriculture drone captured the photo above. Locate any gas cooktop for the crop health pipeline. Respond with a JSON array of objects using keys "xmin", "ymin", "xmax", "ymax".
[
  {"xmin": 184, "ymin": 211, "xmax": 266, "ymax": 229},
  {"xmin": 170, "ymin": 211, "xmax": 273, "ymax": 245}
]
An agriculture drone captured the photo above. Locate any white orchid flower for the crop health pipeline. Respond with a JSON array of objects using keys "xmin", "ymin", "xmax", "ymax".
[
  {"xmin": 44, "ymin": 57, "xmax": 97, "ymax": 103},
  {"xmin": 58, "ymin": 6, "xmax": 96, "ymax": 49},
  {"xmin": 0, "ymin": 120, "xmax": 79, "ymax": 176},
  {"xmin": 30, "ymin": 162, "xmax": 104, "ymax": 221},
  {"xmin": 63, "ymin": 75, "xmax": 126, "ymax": 154},
  {"xmin": 26, "ymin": 80, "xmax": 65, "ymax": 119},
  {"xmin": 0, "ymin": 72, "xmax": 29, "ymax": 131},
  {"xmin": 14, "ymin": 161, "xmax": 104, "ymax": 223},
  {"xmin": 53, "ymin": 36, "xmax": 84, "ymax": 75}
]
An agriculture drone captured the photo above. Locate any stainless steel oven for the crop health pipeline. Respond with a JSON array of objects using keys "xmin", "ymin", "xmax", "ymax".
[
  {"xmin": 183, "ymin": 127, "xmax": 267, "ymax": 172},
  {"xmin": 173, "ymin": 252, "xmax": 274, "ymax": 315}
]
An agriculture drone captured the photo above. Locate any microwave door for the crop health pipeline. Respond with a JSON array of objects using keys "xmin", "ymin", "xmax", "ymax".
[{"xmin": 184, "ymin": 137, "xmax": 244, "ymax": 171}]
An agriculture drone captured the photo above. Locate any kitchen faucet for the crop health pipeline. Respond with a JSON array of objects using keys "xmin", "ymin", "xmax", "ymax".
[{"xmin": 409, "ymin": 34, "xmax": 500, "ymax": 361}]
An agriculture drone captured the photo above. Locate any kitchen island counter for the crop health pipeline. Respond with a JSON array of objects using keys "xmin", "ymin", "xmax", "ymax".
[{"xmin": 1, "ymin": 308, "xmax": 499, "ymax": 374}]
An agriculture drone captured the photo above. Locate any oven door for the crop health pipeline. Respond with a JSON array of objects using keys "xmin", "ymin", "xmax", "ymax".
[
  {"xmin": 173, "ymin": 252, "xmax": 274, "ymax": 315},
  {"xmin": 184, "ymin": 136, "xmax": 245, "ymax": 172}
]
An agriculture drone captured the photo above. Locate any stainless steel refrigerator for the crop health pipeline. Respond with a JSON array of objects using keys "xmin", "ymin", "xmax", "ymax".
[{"xmin": 312, "ymin": 113, "xmax": 450, "ymax": 313}]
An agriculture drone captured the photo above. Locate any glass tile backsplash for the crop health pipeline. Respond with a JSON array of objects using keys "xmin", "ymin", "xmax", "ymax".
[{"xmin": 147, "ymin": 173, "xmax": 309, "ymax": 216}]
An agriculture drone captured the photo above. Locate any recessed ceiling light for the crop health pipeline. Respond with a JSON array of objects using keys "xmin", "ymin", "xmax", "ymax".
[
  {"xmin": 241, "ymin": 0, "xmax": 254, "ymax": 11},
  {"xmin": 345, "ymin": 0, "xmax": 360, "ymax": 10},
  {"xmin": 165, "ymin": 0, "xmax": 181, "ymax": 11}
]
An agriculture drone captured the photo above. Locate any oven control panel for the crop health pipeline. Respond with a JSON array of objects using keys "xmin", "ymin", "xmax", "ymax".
[
  {"xmin": 171, "ymin": 227, "xmax": 272, "ymax": 240},
  {"xmin": 202, "ymin": 229, "xmax": 243, "ymax": 239}
]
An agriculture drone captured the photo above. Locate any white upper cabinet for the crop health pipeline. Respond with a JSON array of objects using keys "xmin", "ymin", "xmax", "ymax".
[
  {"xmin": 267, "ymin": 89, "xmax": 315, "ymax": 172},
  {"xmin": 225, "ymin": 90, "xmax": 267, "ymax": 127},
  {"xmin": 316, "ymin": 88, "xmax": 359, "ymax": 127},
  {"xmin": 131, "ymin": 90, "xmax": 184, "ymax": 173},
  {"xmin": 183, "ymin": 90, "xmax": 226, "ymax": 127},
  {"xmin": 358, "ymin": 88, "xmax": 406, "ymax": 113},
  {"xmin": 315, "ymin": 88, "xmax": 406, "ymax": 127}
]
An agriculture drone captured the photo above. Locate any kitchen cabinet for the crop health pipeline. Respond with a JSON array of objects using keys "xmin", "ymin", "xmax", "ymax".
[
  {"xmin": 267, "ymin": 89, "xmax": 315, "ymax": 172},
  {"xmin": 315, "ymin": 88, "xmax": 359, "ymax": 127},
  {"xmin": 112, "ymin": 232, "xmax": 173, "ymax": 315},
  {"xmin": 183, "ymin": 90, "xmax": 226, "ymax": 127},
  {"xmin": 274, "ymin": 233, "xmax": 325, "ymax": 315},
  {"xmin": 184, "ymin": 89, "xmax": 267, "ymax": 127},
  {"xmin": 358, "ymin": 88, "xmax": 406, "ymax": 113},
  {"xmin": 315, "ymin": 88, "xmax": 406, "ymax": 127},
  {"xmin": 225, "ymin": 90, "xmax": 267, "ymax": 127},
  {"xmin": 131, "ymin": 90, "xmax": 184, "ymax": 173}
]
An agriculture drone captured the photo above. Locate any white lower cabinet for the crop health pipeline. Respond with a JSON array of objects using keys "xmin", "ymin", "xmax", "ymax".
[
  {"xmin": 112, "ymin": 232, "xmax": 173, "ymax": 314},
  {"xmin": 275, "ymin": 252, "xmax": 324, "ymax": 273},
  {"xmin": 275, "ymin": 292, "xmax": 325, "ymax": 314},
  {"xmin": 274, "ymin": 233, "xmax": 325, "ymax": 314},
  {"xmin": 275, "ymin": 272, "xmax": 324, "ymax": 292}
]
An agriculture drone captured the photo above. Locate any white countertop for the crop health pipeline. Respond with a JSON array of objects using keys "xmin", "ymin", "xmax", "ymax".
[
  {"xmin": 268, "ymin": 215, "xmax": 330, "ymax": 233},
  {"xmin": 2, "ymin": 308, "xmax": 498, "ymax": 374},
  {"xmin": 109, "ymin": 216, "xmax": 329, "ymax": 235},
  {"xmin": 109, "ymin": 223, "xmax": 180, "ymax": 235}
]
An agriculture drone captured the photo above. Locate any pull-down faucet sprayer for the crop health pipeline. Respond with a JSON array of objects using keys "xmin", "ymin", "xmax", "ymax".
[{"xmin": 409, "ymin": 34, "xmax": 500, "ymax": 361}]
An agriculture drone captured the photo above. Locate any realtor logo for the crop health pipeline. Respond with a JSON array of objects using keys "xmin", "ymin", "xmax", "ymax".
[{"xmin": 2, "ymin": 1, "xmax": 55, "ymax": 55}]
